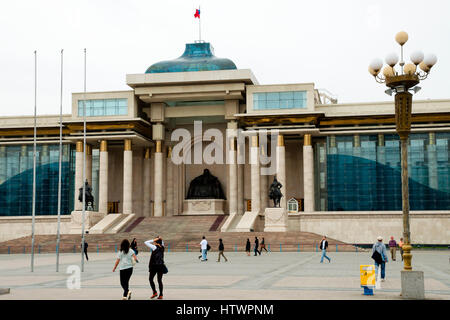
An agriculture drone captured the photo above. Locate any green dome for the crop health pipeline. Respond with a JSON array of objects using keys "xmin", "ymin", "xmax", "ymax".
[{"xmin": 146, "ymin": 42, "xmax": 237, "ymax": 74}]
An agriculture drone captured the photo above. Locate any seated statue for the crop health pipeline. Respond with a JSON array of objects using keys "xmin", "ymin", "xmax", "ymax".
[
  {"xmin": 78, "ymin": 180, "xmax": 94, "ymax": 210},
  {"xmin": 186, "ymin": 169, "xmax": 226, "ymax": 200}
]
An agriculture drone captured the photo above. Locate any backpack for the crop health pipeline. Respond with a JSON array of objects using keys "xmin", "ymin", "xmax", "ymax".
[{"xmin": 371, "ymin": 250, "xmax": 383, "ymax": 264}]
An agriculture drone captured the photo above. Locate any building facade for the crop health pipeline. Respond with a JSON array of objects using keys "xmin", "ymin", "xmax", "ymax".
[{"xmin": 0, "ymin": 42, "xmax": 449, "ymax": 243}]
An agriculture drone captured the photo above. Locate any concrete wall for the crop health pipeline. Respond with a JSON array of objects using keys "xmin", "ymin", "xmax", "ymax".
[
  {"xmin": 288, "ymin": 211, "xmax": 450, "ymax": 244},
  {"xmin": 0, "ymin": 216, "xmax": 72, "ymax": 242}
]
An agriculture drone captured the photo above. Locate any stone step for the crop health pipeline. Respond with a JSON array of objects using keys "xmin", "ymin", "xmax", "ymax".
[{"xmin": 0, "ymin": 216, "xmax": 355, "ymax": 254}]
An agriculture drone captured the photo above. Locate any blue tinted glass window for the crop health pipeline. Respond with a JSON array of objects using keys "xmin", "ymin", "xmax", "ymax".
[
  {"xmin": 253, "ymin": 91, "xmax": 307, "ymax": 110},
  {"xmin": 0, "ymin": 144, "xmax": 75, "ymax": 216},
  {"xmin": 78, "ymin": 98, "xmax": 128, "ymax": 117},
  {"xmin": 322, "ymin": 133, "xmax": 450, "ymax": 211}
]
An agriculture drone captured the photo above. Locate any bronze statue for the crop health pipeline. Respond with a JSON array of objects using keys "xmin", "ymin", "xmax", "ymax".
[
  {"xmin": 78, "ymin": 180, "xmax": 94, "ymax": 210},
  {"xmin": 269, "ymin": 177, "xmax": 283, "ymax": 207},
  {"xmin": 186, "ymin": 169, "xmax": 226, "ymax": 199}
]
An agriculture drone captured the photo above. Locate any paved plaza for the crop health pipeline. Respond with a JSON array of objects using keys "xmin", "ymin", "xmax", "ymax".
[{"xmin": 0, "ymin": 250, "xmax": 449, "ymax": 300}]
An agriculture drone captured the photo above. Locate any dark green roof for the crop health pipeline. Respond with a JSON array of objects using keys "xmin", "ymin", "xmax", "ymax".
[{"xmin": 146, "ymin": 42, "xmax": 237, "ymax": 74}]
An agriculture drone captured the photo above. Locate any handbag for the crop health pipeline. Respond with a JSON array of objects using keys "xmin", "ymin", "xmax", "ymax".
[
  {"xmin": 207, "ymin": 244, "xmax": 211, "ymax": 251},
  {"xmin": 162, "ymin": 264, "xmax": 168, "ymax": 274},
  {"xmin": 371, "ymin": 250, "xmax": 383, "ymax": 264},
  {"xmin": 132, "ymin": 256, "xmax": 137, "ymax": 266}
]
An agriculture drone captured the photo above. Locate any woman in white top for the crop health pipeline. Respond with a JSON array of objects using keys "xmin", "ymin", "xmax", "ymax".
[{"xmin": 113, "ymin": 239, "xmax": 137, "ymax": 300}]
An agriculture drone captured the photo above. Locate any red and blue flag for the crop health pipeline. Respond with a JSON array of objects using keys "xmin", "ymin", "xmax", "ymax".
[{"xmin": 194, "ymin": 9, "xmax": 200, "ymax": 18}]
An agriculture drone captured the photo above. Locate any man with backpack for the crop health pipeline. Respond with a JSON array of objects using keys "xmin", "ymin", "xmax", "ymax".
[{"xmin": 372, "ymin": 236, "xmax": 389, "ymax": 282}]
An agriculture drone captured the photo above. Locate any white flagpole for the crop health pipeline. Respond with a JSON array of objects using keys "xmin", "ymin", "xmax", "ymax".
[
  {"xmin": 81, "ymin": 48, "xmax": 87, "ymax": 272},
  {"xmin": 199, "ymin": 6, "xmax": 201, "ymax": 41},
  {"xmin": 31, "ymin": 50, "xmax": 37, "ymax": 272},
  {"xmin": 56, "ymin": 49, "xmax": 63, "ymax": 272}
]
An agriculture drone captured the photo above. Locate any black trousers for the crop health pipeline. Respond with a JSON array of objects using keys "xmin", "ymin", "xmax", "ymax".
[
  {"xmin": 149, "ymin": 266, "xmax": 164, "ymax": 296},
  {"xmin": 254, "ymin": 247, "xmax": 261, "ymax": 255},
  {"xmin": 120, "ymin": 267, "xmax": 133, "ymax": 297},
  {"xmin": 84, "ymin": 250, "xmax": 88, "ymax": 261}
]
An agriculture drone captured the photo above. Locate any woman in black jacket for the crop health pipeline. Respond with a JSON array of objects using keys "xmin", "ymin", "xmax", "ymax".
[
  {"xmin": 144, "ymin": 236, "xmax": 166, "ymax": 299},
  {"xmin": 245, "ymin": 238, "xmax": 251, "ymax": 256}
]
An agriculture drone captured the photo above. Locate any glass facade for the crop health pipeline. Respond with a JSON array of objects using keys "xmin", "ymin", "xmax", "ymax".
[
  {"xmin": 0, "ymin": 144, "xmax": 75, "ymax": 216},
  {"xmin": 78, "ymin": 98, "xmax": 128, "ymax": 117},
  {"xmin": 253, "ymin": 91, "xmax": 307, "ymax": 110},
  {"xmin": 316, "ymin": 133, "xmax": 450, "ymax": 211}
]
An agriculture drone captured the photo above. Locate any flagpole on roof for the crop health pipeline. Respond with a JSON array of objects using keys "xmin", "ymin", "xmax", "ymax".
[{"xmin": 199, "ymin": 6, "xmax": 201, "ymax": 41}]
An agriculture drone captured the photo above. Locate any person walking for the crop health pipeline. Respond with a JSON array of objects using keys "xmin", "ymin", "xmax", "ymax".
[
  {"xmin": 112, "ymin": 239, "xmax": 137, "ymax": 300},
  {"xmin": 398, "ymin": 237, "xmax": 404, "ymax": 261},
  {"xmin": 245, "ymin": 238, "xmax": 251, "ymax": 256},
  {"xmin": 200, "ymin": 236, "xmax": 208, "ymax": 261},
  {"xmin": 130, "ymin": 238, "xmax": 139, "ymax": 263},
  {"xmin": 372, "ymin": 236, "xmax": 388, "ymax": 282},
  {"xmin": 388, "ymin": 236, "xmax": 397, "ymax": 261},
  {"xmin": 81, "ymin": 238, "xmax": 89, "ymax": 261},
  {"xmin": 254, "ymin": 237, "xmax": 261, "ymax": 256},
  {"xmin": 319, "ymin": 236, "xmax": 331, "ymax": 263},
  {"xmin": 217, "ymin": 239, "xmax": 228, "ymax": 262},
  {"xmin": 260, "ymin": 237, "xmax": 268, "ymax": 252},
  {"xmin": 144, "ymin": 236, "xmax": 166, "ymax": 300}
]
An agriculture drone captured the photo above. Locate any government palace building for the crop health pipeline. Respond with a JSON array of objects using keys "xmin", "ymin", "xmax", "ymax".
[{"xmin": 0, "ymin": 42, "xmax": 449, "ymax": 245}]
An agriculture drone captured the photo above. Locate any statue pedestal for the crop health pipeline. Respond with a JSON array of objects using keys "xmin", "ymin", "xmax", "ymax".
[
  {"xmin": 264, "ymin": 207, "xmax": 288, "ymax": 232},
  {"xmin": 182, "ymin": 199, "xmax": 225, "ymax": 215},
  {"xmin": 69, "ymin": 210, "xmax": 105, "ymax": 234}
]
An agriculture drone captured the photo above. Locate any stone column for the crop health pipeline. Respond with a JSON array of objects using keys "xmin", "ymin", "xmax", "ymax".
[
  {"xmin": 0, "ymin": 146, "xmax": 6, "ymax": 185},
  {"xmin": 74, "ymin": 141, "xmax": 84, "ymax": 211},
  {"xmin": 428, "ymin": 132, "xmax": 438, "ymax": 189},
  {"xmin": 123, "ymin": 139, "xmax": 133, "ymax": 214},
  {"xmin": 228, "ymin": 138, "xmax": 238, "ymax": 214},
  {"xmin": 166, "ymin": 146, "xmax": 174, "ymax": 216},
  {"xmin": 353, "ymin": 134, "xmax": 361, "ymax": 158},
  {"xmin": 19, "ymin": 145, "xmax": 28, "ymax": 174},
  {"xmin": 250, "ymin": 135, "xmax": 260, "ymax": 214},
  {"xmin": 276, "ymin": 135, "xmax": 286, "ymax": 209},
  {"xmin": 303, "ymin": 134, "xmax": 315, "ymax": 212},
  {"xmin": 377, "ymin": 133, "xmax": 386, "ymax": 165},
  {"xmin": 154, "ymin": 141, "xmax": 164, "ymax": 217},
  {"xmin": 260, "ymin": 146, "xmax": 268, "ymax": 212},
  {"xmin": 98, "ymin": 140, "xmax": 108, "ymax": 214},
  {"xmin": 86, "ymin": 144, "xmax": 92, "ymax": 186},
  {"xmin": 143, "ymin": 147, "xmax": 151, "ymax": 217},
  {"xmin": 237, "ymin": 143, "xmax": 244, "ymax": 215},
  {"xmin": 41, "ymin": 145, "xmax": 49, "ymax": 165}
]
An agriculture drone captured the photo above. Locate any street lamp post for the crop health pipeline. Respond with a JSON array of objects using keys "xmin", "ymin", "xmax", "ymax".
[{"xmin": 368, "ymin": 31, "xmax": 437, "ymax": 298}]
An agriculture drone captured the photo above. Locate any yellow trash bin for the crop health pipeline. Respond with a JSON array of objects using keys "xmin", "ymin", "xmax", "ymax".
[{"xmin": 360, "ymin": 265, "xmax": 376, "ymax": 295}]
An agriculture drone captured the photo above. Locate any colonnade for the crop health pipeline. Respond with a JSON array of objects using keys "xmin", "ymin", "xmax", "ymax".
[
  {"xmin": 73, "ymin": 131, "xmax": 316, "ymax": 216},
  {"xmin": 226, "ymin": 132, "xmax": 316, "ymax": 216}
]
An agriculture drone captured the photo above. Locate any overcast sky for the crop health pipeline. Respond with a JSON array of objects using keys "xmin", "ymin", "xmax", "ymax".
[{"xmin": 0, "ymin": 0, "xmax": 449, "ymax": 116}]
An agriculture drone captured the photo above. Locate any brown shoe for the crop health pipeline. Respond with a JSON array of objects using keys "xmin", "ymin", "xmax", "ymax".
[
  {"xmin": 157, "ymin": 295, "xmax": 163, "ymax": 300},
  {"xmin": 150, "ymin": 293, "xmax": 158, "ymax": 299}
]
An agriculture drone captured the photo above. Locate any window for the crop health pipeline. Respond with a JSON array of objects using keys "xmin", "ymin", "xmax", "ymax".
[
  {"xmin": 253, "ymin": 91, "xmax": 307, "ymax": 110},
  {"xmin": 78, "ymin": 98, "xmax": 128, "ymax": 117},
  {"xmin": 323, "ymin": 133, "xmax": 450, "ymax": 211},
  {"xmin": 287, "ymin": 198, "xmax": 299, "ymax": 213}
]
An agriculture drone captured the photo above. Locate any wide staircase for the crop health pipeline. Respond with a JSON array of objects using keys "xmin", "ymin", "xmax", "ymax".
[{"xmin": 0, "ymin": 215, "xmax": 356, "ymax": 254}]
